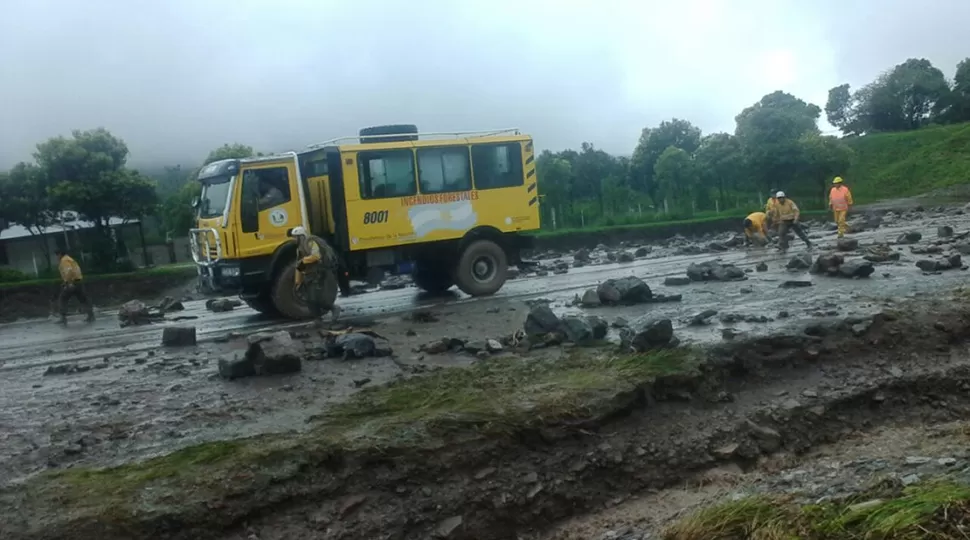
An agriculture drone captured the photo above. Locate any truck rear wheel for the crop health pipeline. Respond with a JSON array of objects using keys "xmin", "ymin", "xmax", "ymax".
[
  {"xmin": 413, "ymin": 259, "xmax": 453, "ymax": 293},
  {"xmin": 453, "ymin": 239, "xmax": 507, "ymax": 296}
]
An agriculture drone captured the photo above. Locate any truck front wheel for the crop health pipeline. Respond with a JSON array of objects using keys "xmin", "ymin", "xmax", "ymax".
[
  {"xmin": 271, "ymin": 262, "xmax": 313, "ymax": 319},
  {"xmin": 453, "ymin": 239, "xmax": 508, "ymax": 296}
]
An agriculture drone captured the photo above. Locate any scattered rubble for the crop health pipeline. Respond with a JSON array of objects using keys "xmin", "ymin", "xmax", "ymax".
[
  {"xmin": 686, "ymin": 261, "xmax": 746, "ymax": 282},
  {"xmin": 118, "ymin": 300, "xmax": 163, "ymax": 327},
  {"xmin": 786, "ymin": 253, "xmax": 813, "ymax": 270},
  {"xmin": 916, "ymin": 254, "xmax": 962, "ymax": 272},
  {"xmin": 206, "ymin": 298, "xmax": 243, "ymax": 313},
  {"xmin": 810, "ymin": 254, "xmax": 874, "ymax": 278},
  {"xmin": 219, "ymin": 331, "xmax": 303, "ymax": 380}
]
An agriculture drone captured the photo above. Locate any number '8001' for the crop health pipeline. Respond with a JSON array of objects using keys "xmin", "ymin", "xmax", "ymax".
[{"xmin": 363, "ymin": 210, "xmax": 389, "ymax": 224}]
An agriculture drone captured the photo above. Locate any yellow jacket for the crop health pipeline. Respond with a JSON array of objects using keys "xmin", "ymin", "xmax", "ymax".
[
  {"xmin": 58, "ymin": 255, "xmax": 83, "ymax": 283},
  {"xmin": 765, "ymin": 197, "xmax": 777, "ymax": 215},
  {"xmin": 772, "ymin": 199, "xmax": 800, "ymax": 222},
  {"xmin": 744, "ymin": 212, "xmax": 768, "ymax": 237},
  {"xmin": 294, "ymin": 236, "xmax": 328, "ymax": 287}
]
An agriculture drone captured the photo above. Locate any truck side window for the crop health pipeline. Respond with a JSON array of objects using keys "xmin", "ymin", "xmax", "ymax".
[
  {"xmin": 472, "ymin": 143, "xmax": 523, "ymax": 189},
  {"xmin": 358, "ymin": 150, "xmax": 417, "ymax": 199},
  {"xmin": 251, "ymin": 167, "xmax": 292, "ymax": 210},
  {"xmin": 417, "ymin": 147, "xmax": 471, "ymax": 194}
]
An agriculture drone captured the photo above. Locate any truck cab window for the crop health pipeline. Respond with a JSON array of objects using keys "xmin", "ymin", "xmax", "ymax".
[
  {"xmin": 472, "ymin": 143, "xmax": 522, "ymax": 189},
  {"xmin": 251, "ymin": 167, "xmax": 291, "ymax": 209},
  {"xmin": 417, "ymin": 147, "xmax": 471, "ymax": 194},
  {"xmin": 359, "ymin": 150, "xmax": 417, "ymax": 199}
]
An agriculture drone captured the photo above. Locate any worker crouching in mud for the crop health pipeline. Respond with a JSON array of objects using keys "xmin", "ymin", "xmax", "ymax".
[
  {"xmin": 743, "ymin": 211, "xmax": 770, "ymax": 247},
  {"xmin": 770, "ymin": 191, "xmax": 813, "ymax": 252},
  {"xmin": 288, "ymin": 227, "xmax": 341, "ymax": 325},
  {"xmin": 54, "ymin": 248, "xmax": 95, "ymax": 325}
]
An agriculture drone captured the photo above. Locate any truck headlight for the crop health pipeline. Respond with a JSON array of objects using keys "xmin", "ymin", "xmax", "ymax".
[{"xmin": 221, "ymin": 266, "xmax": 241, "ymax": 277}]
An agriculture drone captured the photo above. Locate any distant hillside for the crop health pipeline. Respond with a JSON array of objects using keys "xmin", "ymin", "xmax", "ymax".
[{"xmin": 846, "ymin": 122, "xmax": 970, "ymax": 202}]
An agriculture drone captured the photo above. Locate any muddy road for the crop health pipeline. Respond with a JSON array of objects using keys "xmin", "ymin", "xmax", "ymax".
[{"xmin": 2, "ymin": 205, "xmax": 970, "ymax": 490}]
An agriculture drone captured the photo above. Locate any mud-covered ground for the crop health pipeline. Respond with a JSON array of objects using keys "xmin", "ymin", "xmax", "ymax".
[{"xmin": 5, "ymin": 203, "xmax": 970, "ymax": 539}]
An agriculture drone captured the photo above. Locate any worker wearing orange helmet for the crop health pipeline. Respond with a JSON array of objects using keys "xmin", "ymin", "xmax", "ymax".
[{"xmin": 829, "ymin": 176, "xmax": 854, "ymax": 238}]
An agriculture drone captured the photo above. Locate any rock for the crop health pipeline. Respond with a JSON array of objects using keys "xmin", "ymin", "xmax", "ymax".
[
  {"xmin": 721, "ymin": 328, "xmax": 741, "ymax": 340},
  {"xmin": 587, "ymin": 316, "xmax": 608, "ymax": 339},
  {"xmin": 746, "ymin": 420, "xmax": 782, "ymax": 453},
  {"xmin": 938, "ymin": 225, "xmax": 954, "ymax": 238},
  {"xmin": 664, "ymin": 276, "xmax": 692, "ymax": 286},
  {"xmin": 422, "ymin": 339, "xmax": 450, "ymax": 355},
  {"xmin": 836, "ymin": 238, "xmax": 859, "ymax": 251},
  {"xmin": 901, "ymin": 474, "xmax": 921, "ymax": 486},
  {"xmin": 938, "ymin": 457, "xmax": 958, "ymax": 467},
  {"xmin": 157, "ymin": 296, "xmax": 185, "ymax": 312},
  {"xmin": 851, "ymin": 320, "xmax": 872, "ymax": 336},
  {"xmin": 896, "ymin": 231, "xmax": 922, "ymax": 244},
  {"xmin": 725, "ymin": 234, "xmax": 746, "ymax": 248},
  {"xmin": 247, "ymin": 331, "xmax": 302, "ymax": 375},
  {"xmin": 118, "ymin": 300, "xmax": 154, "ymax": 326},
  {"xmin": 617, "ymin": 251, "xmax": 635, "ymax": 263},
  {"xmin": 864, "ymin": 244, "xmax": 900, "ymax": 263},
  {"xmin": 161, "ymin": 326, "xmax": 197, "ymax": 347},
  {"xmin": 810, "ymin": 253, "xmax": 844, "ymax": 275},
  {"xmin": 686, "ymin": 261, "xmax": 746, "ymax": 282},
  {"xmin": 949, "ymin": 253, "xmax": 963, "ymax": 268},
  {"xmin": 787, "ymin": 253, "xmax": 813, "ymax": 270},
  {"xmin": 713, "ymin": 442, "xmax": 739, "ymax": 459},
  {"xmin": 206, "ymin": 298, "xmax": 242, "ymax": 312},
  {"xmin": 713, "ymin": 264, "xmax": 746, "ymax": 281},
  {"xmin": 689, "ymin": 309, "xmax": 718, "ymax": 326},
  {"xmin": 611, "ymin": 317, "xmax": 629, "ymax": 328},
  {"xmin": 574, "ymin": 248, "xmax": 591, "ymax": 262},
  {"xmin": 380, "ymin": 275, "xmax": 410, "ymax": 290},
  {"xmin": 434, "ymin": 516, "xmax": 463, "ymax": 538},
  {"xmin": 334, "ymin": 333, "xmax": 380, "ymax": 358},
  {"xmin": 779, "ymin": 280, "xmax": 812, "ymax": 288},
  {"xmin": 44, "ymin": 364, "xmax": 78, "ymax": 376},
  {"xmin": 524, "ymin": 305, "xmax": 561, "ymax": 336},
  {"xmin": 634, "ymin": 246, "xmax": 650, "ymax": 257},
  {"xmin": 218, "ymin": 355, "xmax": 256, "ymax": 380},
  {"xmin": 954, "ymin": 242, "xmax": 970, "ymax": 255},
  {"xmin": 708, "ymin": 242, "xmax": 729, "ymax": 252},
  {"xmin": 778, "ymin": 311, "xmax": 790, "ymax": 318},
  {"xmin": 755, "ymin": 262, "xmax": 768, "ymax": 272},
  {"xmin": 651, "ymin": 294, "xmax": 682, "ymax": 303},
  {"xmin": 485, "ymin": 339, "xmax": 503, "ymax": 353},
  {"xmin": 559, "ymin": 316, "xmax": 593, "ymax": 344},
  {"xmin": 631, "ymin": 319, "xmax": 674, "ymax": 351},
  {"xmin": 904, "ymin": 456, "xmax": 931, "ymax": 466},
  {"xmin": 580, "ymin": 288, "xmax": 601, "ymax": 307},
  {"xmin": 463, "ymin": 340, "xmax": 487, "ymax": 354},
  {"xmin": 916, "ymin": 259, "xmax": 944, "ymax": 272},
  {"xmin": 838, "ymin": 260, "xmax": 874, "ymax": 278},
  {"xmin": 599, "ymin": 276, "xmax": 652, "ymax": 305}
]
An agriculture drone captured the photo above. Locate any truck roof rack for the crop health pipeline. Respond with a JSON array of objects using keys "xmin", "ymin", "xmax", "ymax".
[{"xmin": 304, "ymin": 128, "xmax": 522, "ymax": 151}]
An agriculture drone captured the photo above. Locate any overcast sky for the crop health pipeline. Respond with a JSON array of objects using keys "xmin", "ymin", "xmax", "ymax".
[{"xmin": 1, "ymin": 0, "xmax": 969, "ymax": 168}]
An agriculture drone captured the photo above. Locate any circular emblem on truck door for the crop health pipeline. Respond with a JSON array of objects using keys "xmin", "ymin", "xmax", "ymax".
[{"xmin": 269, "ymin": 209, "xmax": 288, "ymax": 227}]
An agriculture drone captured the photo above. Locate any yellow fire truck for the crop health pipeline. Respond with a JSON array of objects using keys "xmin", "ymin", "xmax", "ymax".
[{"xmin": 190, "ymin": 125, "xmax": 540, "ymax": 318}]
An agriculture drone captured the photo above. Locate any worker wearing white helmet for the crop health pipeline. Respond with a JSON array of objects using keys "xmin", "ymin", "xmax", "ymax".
[
  {"xmin": 769, "ymin": 191, "xmax": 812, "ymax": 252},
  {"xmin": 288, "ymin": 226, "xmax": 340, "ymax": 324}
]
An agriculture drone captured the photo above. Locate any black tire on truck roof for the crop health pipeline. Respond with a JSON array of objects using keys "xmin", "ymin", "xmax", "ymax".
[{"xmin": 359, "ymin": 124, "xmax": 419, "ymax": 143}]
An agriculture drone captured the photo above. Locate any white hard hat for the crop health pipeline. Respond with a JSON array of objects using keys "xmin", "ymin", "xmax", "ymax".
[
  {"xmin": 776, "ymin": 191, "xmax": 786, "ymax": 198},
  {"xmin": 289, "ymin": 226, "xmax": 307, "ymax": 237}
]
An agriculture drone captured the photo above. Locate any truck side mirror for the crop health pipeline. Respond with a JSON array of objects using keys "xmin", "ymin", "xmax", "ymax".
[{"xmin": 191, "ymin": 196, "xmax": 200, "ymax": 209}]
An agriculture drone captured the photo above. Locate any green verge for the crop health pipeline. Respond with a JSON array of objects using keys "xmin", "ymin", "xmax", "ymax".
[
  {"xmin": 664, "ymin": 479, "xmax": 970, "ymax": 540},
  {"xmin": 12, "ymin": 348, "xmax": 695, "ymax": 529}
]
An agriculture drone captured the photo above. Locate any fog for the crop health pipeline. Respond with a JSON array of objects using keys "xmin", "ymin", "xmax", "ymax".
[{"xmin": 1, "ymin": 0, "xmax": 969, "ymax": 167}]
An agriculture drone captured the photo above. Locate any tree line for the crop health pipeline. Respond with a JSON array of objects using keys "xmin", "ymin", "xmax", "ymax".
[{"xmin": 2, "ymin": 55, "xmax": 967, "ymax": 268}]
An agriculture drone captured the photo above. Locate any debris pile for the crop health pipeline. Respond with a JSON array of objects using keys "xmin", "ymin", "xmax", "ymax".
[
  {"xmin": 809, "ymin": 254, "xmax": 875, "ymax": 279},
  {"xmin": 218, "ymin": 331, "xmax": 303, "ymax": 380},
  {"xmin": 916, "ymin": 254, "xmax": 963, "ymax": 272},
  {"xmin": 118, "ymin": 300, "xmax": 163, "ymax": 327},
  {"xmin": 518, "ymin": 305, "xmax": 610, "ymax": 346},
  {"xmin": 686, "ymin": 261, "xmax": 746, "ymax": 282}
]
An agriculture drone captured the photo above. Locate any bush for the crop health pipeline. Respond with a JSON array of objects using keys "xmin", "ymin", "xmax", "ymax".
[{"xmin": 0, "ymin": 268, "xmax": 30, "ymax": 283}]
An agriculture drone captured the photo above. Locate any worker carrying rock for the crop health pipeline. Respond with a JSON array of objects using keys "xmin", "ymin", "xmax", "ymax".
[
  {"xmin": 742, "ymin": 211, "xmax": 770, "ymax": 247},
  {"xmin": 54, "ymin": 248, "xmax": 95, "ymax": 325},
  {"xmin": 288, "ymin": 226, "xmax": 340, "ymax": 325},
  {"xmin": 769, "ymin": 191, "xmax": 813, "ymax": 252},
  {"xmin": 829, "ymin": 176, "xmax": 854, "ymax": 238}
]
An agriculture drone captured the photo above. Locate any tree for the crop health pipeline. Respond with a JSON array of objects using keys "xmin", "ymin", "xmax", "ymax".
[
  {"xmin": 798, "ymin": 135, "xmax": 854, "ymax": 205},
  {"xmin": 735, "ymin": 91, "xmax": 821, "ymax": 195},
  {"xmin": 0, "ymin": 163, "xmax": 58, "ymax": 269},
  {"xmin": 204, "ymin": 143, "xmax": 256, "ymax": 165},
  {"xmin": 825, "ymin": 84, "xmax": 859, "ymax": 135},
  {"xmin": 943, "ymin": 57, "xmax": 970, "ymax": 123},
  {"xmin": 694, "ymin": 133, "xmax": 746, "ymax": 207},
  {"xmin": 653, "ymin": 146, "xmax": 698, "ymax": 213},
  {"xmin": 35, "ymin": 128, "xmax": 158, "ymax": 268},
  {"xmin": 848, "ymin": 58, "xmax": 951, "ymax": 133},
  {"xmin": 630, "ymin": 119, "xmax": 701, "ymax": 203}
]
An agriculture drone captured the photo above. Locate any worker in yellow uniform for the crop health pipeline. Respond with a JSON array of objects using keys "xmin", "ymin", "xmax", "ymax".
[
  {"xmin": 289, "ymin": 226, "xmax": 340, "ymax": 324},
  {"xmin": 770, "ymin": 191, "xmax": 813, "ymax": 251},
  {"xmin": 764, "ymin": 188, "xmax": 779, "ymax": 231},
  {"xmin": 829, "ymin": 176, "xmax": 854, "ymax": 238},
  {"xmin": 743, "ymin": 211, "xmax": 770, "ymax": 247},
  {"xmin": 54, "ymin": 248, "xmax": 95, "ymax": 324}
]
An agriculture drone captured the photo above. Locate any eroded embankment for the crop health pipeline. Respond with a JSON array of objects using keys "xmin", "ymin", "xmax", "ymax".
[{"xmin": 3, "ymin": 301, "xmax": 970, "ymax": 540}]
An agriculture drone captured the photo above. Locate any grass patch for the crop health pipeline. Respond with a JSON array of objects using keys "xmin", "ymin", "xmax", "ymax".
[
  {"xmin": 24, "ymin": 348, "xmax": 695, "ymax": 522},
  {"xmin": 664, "ymin": 479, "xmax": 970, "ymax": 539},
  {"xmin": 0, "ymin": 263, "xmax": 196, "ymax": 289}
]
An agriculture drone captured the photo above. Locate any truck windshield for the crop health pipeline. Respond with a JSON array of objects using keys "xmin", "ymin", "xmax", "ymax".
[{"xmin": 198, "ymin": 176, "xmax": 233, "ymax": 219}]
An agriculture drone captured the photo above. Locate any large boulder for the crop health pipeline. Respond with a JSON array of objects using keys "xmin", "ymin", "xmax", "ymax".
[
  {"xmin": 161, "ymin": 326, "xmax": 197, "ymax": 347},
  {"xmin": 559, "ymin": 316, "xmax": 593, "ymax": 344},
  {"xmin": 580, "ymin": 288, "xmax": 601, "ymax": 307},
  {"xmin": 524, "ymin": 305, "xmax": 561, "ymax": 336},
  {"xmin": 838, "ymin": 260, "xmax": 874, "ymax": 278},
  {"xmin": 617, "ymin": 251, "xmax": 635, "ymax": 263},
  {"xmin": 248, "ymin": 331, "xmax": 302, "ymax": 375},
  {"xmin": 896, "ymin": 231, "xmax": 922, "ymax": 245},
  {"xmin": 611, "ymin": 276, "xmax": 653, "ymax": 304},
  {"xmin": 938, "ymin": 225, "xmax": 954, "ymax": 238},
  {"xmin": 630, "ymin": 319, "xmax": 674, "ymax": 351},
  {"xmin": 810, "ymin": 254, "xmax": 844, "ymax": 275},
  {"xmin": 587, "ymin": 316, "xmax": 608, "ymax": 339}
]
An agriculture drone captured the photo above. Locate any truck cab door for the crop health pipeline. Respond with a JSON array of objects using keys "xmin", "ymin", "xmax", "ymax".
[{"xmin": 236, "ymin": 161, "xmax": 304, "ymax": 259}]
